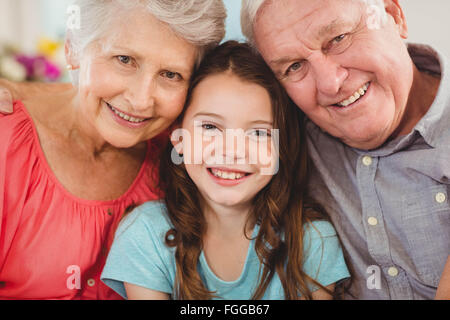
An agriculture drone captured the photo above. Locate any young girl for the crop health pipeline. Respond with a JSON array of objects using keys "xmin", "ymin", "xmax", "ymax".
[{"xmin": 101, "ymin": 41, "xmax": 350, "ymax": 300}]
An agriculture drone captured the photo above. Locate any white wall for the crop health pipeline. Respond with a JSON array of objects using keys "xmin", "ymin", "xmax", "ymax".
[
  {"xmin": 401, "ymin": 0, "xmax": 450, "ymax": 58},
  {"xmin": 1, "ymin": 0, "xmax": 449, "ymax": 58}
]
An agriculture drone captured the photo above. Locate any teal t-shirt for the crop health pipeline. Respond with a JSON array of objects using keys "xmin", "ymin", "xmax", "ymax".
[{"xmin": 101, "ymin": 201, "xmax": 350, "ymax": 299}]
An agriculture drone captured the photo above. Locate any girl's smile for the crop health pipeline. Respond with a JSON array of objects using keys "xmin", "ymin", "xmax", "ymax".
[{"xmin": 207, "ymin": 167, "xmax": 253, "ymax": 187}]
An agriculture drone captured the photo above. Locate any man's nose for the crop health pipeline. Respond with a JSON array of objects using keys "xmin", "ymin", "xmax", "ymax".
[{"xmin": 311, "ymin": 54, "xmax": 348, "ymax": 96}]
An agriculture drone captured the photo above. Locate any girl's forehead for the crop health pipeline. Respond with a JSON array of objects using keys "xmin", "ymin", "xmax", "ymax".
[{"xmin": 184, "ymin": 73, "xmax": 273, "ymax": 126}]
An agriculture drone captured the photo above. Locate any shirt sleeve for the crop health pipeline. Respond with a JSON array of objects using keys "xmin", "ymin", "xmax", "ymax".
[
  {"xmin": 101, "ymin": 203, "xmax": 174, "ymax": 299},
  {"xmin": 302, "ymin": 220, "xmax": 350, "ymax": 292}
]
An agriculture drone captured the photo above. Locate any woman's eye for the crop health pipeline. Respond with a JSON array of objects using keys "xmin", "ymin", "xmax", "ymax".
[
  {"xmin": 117, "ymin": 55, "xmax": 132, "ymax": 65},
  {"xmin": 162, "ymin": 71, "xmax": 182, "ymax": 80}
]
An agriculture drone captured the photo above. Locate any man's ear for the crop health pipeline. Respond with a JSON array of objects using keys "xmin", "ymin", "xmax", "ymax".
[{"xmin": 384, "ymin": 0, "xmax": 408, "ymax": 39}]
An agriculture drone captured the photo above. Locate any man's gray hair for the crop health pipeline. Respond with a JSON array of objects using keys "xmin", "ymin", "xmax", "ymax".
[
  {"xmin": 241, "ymin": 0, "xmax": 387, "ymax": 46},
  {"xmin": 67, "ymin": 0, "xmax": 227, "ymax": 83}
]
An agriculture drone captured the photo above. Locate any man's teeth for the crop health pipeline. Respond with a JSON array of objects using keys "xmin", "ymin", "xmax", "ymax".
[
  {"xmin": 109, "ymin": 104, "xmax": 147, "ymax": 123},
  {"xmin": 337, "ymin": 83, "xmax": 369, "ymax": 107},
  {"xmin": 210, "ymin": 168, "xmax": 247, "ymax": 180}
]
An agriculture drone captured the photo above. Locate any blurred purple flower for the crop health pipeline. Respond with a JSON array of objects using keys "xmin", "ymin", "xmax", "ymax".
[{"xmin": 15, "ymin": 54, "xmax": 61, "ymax": 81}]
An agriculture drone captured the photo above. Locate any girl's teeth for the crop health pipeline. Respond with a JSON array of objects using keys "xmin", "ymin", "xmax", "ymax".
[{"xmin": 211, "ymin": 169, "xmax": 245, "ymax": 180}]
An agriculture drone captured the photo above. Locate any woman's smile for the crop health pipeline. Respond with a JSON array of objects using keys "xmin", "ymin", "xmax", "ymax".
[{"xmin": 105, "ymin": 100, "xmax": 153, "ymax": 129}]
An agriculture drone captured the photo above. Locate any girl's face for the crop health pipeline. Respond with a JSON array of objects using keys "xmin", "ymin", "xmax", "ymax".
[
  {"xmin": 73, "ymin": 10, "xmax": 197, "ymax": 148},
  {"xmin": 176, "ymin": 73, "xmax": 278, "ymax": 210}
]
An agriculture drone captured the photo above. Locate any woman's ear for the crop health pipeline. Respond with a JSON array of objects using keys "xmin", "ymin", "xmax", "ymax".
[
  {"xmin": 65, "ymin": 38, "xmax": 80, "ymax": 70},
  {"xmin": 384, "ymin": 0, "xmax": 408, "ymax": 39}
]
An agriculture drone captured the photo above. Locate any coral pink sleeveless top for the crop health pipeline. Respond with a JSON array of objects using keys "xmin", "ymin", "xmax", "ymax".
[{"xmin": 0, "ymin": 101, "xmax": 163, "ymax": 299}]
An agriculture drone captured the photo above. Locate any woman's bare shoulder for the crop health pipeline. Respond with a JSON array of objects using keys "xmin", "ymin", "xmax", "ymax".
[{"xmin": 20, "ymin": 82, "xmax": 76, "ymax": 126}]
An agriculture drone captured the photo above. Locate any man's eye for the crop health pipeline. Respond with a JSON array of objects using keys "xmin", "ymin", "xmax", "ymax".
[
  {"xmin": 286, "ymin": 62, "xmax": 302, "ymax": 75},
  {"xmin": 117, "ymin": 55, "xmax": 132, "ymax": 64},
  {"xmin": 332, "ymin": 34, "xmax": 346, "ymax": 44}
]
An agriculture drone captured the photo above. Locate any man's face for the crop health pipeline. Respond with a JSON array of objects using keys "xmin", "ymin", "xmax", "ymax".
[{"xmin": 254, "ymin": 0, "xmax": 413, "ymax": 150}]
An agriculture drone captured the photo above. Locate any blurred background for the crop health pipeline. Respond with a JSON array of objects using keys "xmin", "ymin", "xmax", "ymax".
[{"xmin": 0, "ymin": 0, "xmax": 449, "ymax": 83}]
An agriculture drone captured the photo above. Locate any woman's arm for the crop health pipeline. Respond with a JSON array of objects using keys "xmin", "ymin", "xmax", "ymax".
[
  {"xmin": 124, "ymin": 282, "xmax": 170, "ymax": 300},
  {"xmin": 435, "ymin": 256, "xmax": 450, "ymax": 300}
]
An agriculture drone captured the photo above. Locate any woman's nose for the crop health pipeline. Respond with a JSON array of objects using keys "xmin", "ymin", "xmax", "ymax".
[{"xmin": 126, "ymin": 76, "xmax": 157, "ymax": 112}]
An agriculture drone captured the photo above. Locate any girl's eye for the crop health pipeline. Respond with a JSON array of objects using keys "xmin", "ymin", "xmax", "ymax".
[
  {"xmin": 117, "ymin": 55, "xmax": 132, "ymax": 65},
  {"xmin": 249, "ymin": 129, "xmax": 271, "ymax": 140},
  {"xmin": 202, "ymin": 124, "xmax": 218, "ymax": 130}
]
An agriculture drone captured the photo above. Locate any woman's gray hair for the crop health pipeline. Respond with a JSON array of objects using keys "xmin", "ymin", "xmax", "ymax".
[
  {"xmin": 67, "ymin": 0, "xmax": 227, "ymax": 83},
  {"xmin": 241, "ymin": 0, "xmax": 387, "ymax": 47}
]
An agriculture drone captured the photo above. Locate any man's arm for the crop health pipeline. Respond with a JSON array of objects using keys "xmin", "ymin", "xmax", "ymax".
[{"xmin": 435, "ymin": 256, "xmax": 450, "ymax": 300}]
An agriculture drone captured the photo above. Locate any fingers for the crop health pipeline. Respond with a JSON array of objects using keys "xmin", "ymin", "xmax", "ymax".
[{"xmin": 0, "ymin": 87, "xmax": 14, "ymax": 114}]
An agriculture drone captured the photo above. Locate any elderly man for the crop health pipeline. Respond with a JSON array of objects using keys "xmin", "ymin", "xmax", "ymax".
[{"xmin": 241, "ymin": 0, "xmax": 449, "ymax": 299}]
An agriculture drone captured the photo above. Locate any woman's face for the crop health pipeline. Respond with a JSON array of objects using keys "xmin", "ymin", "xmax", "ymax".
[
  {"xmin": 74, "ymin": 10, "xmax": 198, "ymax": 148},
  {"xmin": 177, "ymin": 73, "xmax": 278, "ymax": 210}
]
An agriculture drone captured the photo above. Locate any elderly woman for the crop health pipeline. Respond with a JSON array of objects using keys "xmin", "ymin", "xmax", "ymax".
[{"xmin": 0, "ymin": 0, "xmax": 226, "ymax": 299}]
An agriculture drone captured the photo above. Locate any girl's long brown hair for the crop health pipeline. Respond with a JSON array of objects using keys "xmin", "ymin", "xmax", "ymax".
[{"xmin": 159, "ymin": 41, "xmax": 336, "ymax": 300}]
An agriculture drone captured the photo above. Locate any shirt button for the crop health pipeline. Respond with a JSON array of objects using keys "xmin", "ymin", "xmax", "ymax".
[
  {"xmin": 435, "ymin": 192, "xmax": 446, "ymax": 204},
  {"xmin": 362, "ymin": 156, "xmax": 373, "ymax": 166},
  {"xmin": 87, "ymin": 279, "xmax": 96, "ymax": 287},
  {"xmin": 368, "ymin": 217, "xmax": 378, "ymax": 226},
  {"xmin": 388, "ymin": 267, "xmax": 399, "ymax": 277}
]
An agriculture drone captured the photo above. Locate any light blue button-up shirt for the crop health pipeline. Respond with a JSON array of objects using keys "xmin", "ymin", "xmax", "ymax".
[{"xmin": 307, "ymin": 44, "xmax": 450, "ymax": 299}]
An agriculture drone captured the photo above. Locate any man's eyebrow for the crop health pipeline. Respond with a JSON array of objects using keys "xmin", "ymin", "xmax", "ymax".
[
  {"xmin": 269, "ymin": 56, "xmax": 295, "ymax": 67},
  {"xmin": 317, "ymin": 19, "xmax": 353, "ymax": 38}
]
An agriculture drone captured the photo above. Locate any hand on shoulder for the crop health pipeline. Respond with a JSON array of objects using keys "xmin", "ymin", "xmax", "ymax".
[
  {"xmin": 0, "ymin": 78, "xmax": 74, "ymax": 115},
  {"xmin": 0, "ymin": 79, "xmax": 14, "ymax": 114}
]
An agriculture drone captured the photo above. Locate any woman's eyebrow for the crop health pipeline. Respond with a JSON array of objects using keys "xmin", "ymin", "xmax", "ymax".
[{"xmin": 108, "ymin": 45, "xmax": 192, "ymax": 73}]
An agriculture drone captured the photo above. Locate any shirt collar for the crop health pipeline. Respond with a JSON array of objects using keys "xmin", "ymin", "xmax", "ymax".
[{"xmin": 406, "ymin": 43, "xmax": 449, "ymax": 149}]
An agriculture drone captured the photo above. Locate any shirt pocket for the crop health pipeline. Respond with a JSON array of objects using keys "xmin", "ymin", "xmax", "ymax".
[{"xmin": 401, "ymin": 185, "xmax": 450, "ymax": 287}]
